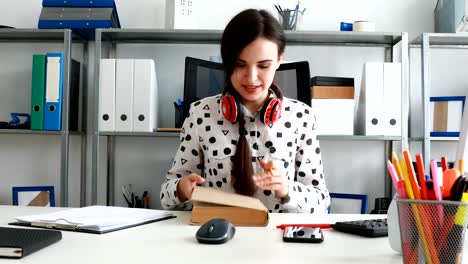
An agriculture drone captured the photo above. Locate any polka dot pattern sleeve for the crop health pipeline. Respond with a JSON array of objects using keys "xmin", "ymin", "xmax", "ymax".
[
  {"xmin": 160, "ymin": 106, "xmax": 203, "ymax": 210},
  {"xmin": 281, "ymin": 109, "xmax": 331, "ymax": 214}
]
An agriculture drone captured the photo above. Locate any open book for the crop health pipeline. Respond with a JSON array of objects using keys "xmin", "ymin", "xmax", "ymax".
[
  {"xmin": 191, "ymin": 186, "xmax": 269, "ymax": 226},
  {"xmin": 10, "ymin": 206, "xmax": 175, "ymax": 234}
]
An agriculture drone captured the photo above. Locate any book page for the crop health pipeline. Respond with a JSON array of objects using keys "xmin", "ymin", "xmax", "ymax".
[{"xmin": 191, "ymin": 186, "xmax": 268, "ymax": 211}]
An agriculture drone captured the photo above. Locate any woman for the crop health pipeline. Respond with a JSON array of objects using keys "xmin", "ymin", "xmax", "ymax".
[{"xmin": 160, "ymin": 9, "xmax": 330, "ymax": 213}]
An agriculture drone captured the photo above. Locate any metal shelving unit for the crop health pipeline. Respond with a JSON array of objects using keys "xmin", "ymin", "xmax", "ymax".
[
  {"xmin": 0, "ymin": 29, "xmax": 87, "ymax": 207},
  {"xmin": 410, "ymin": 33, "xmax": 468, "ymax": 170},
  {"xmin": 92, "ymin": 29, "xmax": 409, "ymax": 204}
]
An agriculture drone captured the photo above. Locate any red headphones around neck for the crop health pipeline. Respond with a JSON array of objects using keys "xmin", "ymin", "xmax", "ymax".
[{"xmin": 221, "ymin": 83, "xmax": 283, "ymax": 126}]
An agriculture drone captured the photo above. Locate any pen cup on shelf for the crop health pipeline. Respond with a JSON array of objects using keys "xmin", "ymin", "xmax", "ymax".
[
  {"xmin": 277, "ymin": 10, "xmax": 303, "ymax": 30},
  {"xmin": 396, "ymin": 198, "xmax": 468, "ymax": 264}
]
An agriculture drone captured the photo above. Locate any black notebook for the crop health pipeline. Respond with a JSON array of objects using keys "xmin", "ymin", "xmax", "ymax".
[{"xmin": 0, "ymin": 227, "xmax": 62, "ymax": 258}]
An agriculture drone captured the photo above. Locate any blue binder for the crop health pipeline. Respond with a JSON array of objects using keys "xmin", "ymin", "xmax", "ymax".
[
  {"xmin": 44, "ymin": 53, "xmax": 64, "ymax": 131},
  {"xmin": 42, "ymin": 0, "xmax": 115, "ymax": 7}
]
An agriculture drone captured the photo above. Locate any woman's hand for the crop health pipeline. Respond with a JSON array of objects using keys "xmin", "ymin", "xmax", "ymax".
[
  {"xmin": 253, "ymin": 160, "xmax": 288, "ymax": 199},
  {"xmin": 176, "ymin": 174, "xmax": 205, "ymax": 202}
]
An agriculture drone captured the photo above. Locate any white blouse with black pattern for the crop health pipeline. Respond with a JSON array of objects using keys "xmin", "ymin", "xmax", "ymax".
[{"xmin": 160, "ymin": 95, "xmax": 330, "ymax": 214}]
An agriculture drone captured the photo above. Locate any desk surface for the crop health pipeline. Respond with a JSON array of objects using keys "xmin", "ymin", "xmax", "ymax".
[{"xmin": 0, "ymin": 206, "xmax": 401, "ymax": 264}]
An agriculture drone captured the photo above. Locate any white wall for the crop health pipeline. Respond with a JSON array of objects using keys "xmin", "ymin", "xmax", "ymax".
[{"xmin": 4, "ymin": 0, "xmax": 463, "ymax": 214}]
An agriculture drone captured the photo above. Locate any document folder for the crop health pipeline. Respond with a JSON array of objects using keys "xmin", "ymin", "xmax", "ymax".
[
  {"xmin": 38, "ymin": 7, "xmax": 120, "ymax": 29},
  {"xmin": 30, "ymin": 54, "xmax": 47, "ymax": 130},
  {"xmin": 133, "ymin": 59, "xmax": 158, "ymax": 132},
  {"xmin": 44, "ymin": 53, "xmax": 64, "ymax": 131},
  {"xmin": 99, "ymin": 59, "xmax": 116, "ymax": 131},
  {"xmin": 0, "ymin": 227, "xmax": 62, "ymax": 259},
  {"xmin": 115, "ymin": 59, "xmax": 134, "ymax": 132},
  {"xmin": 42, "ymin": 0, "xmax": 116, "ymax": 7},
  {"xmin": 10, "ymin": 206, "xmax": 176, "ymax": 234}
]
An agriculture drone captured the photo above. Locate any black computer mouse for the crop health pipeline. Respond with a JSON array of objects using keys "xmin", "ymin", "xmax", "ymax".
[{"xmin": 195, "ymin": 218, "xmax": 236, "ymax": 244}]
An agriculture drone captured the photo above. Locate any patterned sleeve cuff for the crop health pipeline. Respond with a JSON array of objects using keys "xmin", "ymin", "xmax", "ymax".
[{"xmin": 279, "ymin": 184, "xmax": 299, "ymax": 212}]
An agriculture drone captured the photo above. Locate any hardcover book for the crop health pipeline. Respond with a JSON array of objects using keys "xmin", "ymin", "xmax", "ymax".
[{"xmin": 191, "ymin": 186, "xmax": 269, "ymax": 226}]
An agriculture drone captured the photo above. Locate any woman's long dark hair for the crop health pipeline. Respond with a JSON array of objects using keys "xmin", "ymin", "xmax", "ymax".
[{"xmin": 220, "ymin": 9, "xmax": 286, "ymax": 196}]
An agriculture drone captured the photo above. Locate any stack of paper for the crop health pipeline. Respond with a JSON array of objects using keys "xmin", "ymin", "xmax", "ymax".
[{"xmin": 13, "ymin": 206, "xmax": 174, "ymax": 234}]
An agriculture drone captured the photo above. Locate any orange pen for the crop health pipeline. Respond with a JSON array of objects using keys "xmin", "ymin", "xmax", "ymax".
[
  {"xmin": 415, "ymin": 154, "xmax": 428, "ymax": 200},
  {"xmin": 403, "ymin": 150, "xmax": 421, "ymax": 200},
  {"xmin": 392, "ymin": 151, "xmax": 403, "ymax": 181},
  {"xmin": 459, "ymin": 159, "xmax": 464, "ymax": 175}
]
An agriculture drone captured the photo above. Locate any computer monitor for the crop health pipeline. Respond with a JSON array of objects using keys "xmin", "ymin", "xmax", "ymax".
[{"xmin": 183, "ymin": 56, "xmax": 311, "ymax": 118}]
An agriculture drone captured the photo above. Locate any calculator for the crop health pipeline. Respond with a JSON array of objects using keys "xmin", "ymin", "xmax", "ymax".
[{"xmin": 330, "ymin": 218, "xmax": 388, "ymax": 237}]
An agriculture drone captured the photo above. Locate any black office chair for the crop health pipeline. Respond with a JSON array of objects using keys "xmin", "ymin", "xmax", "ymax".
[{"xmin": 182, "ymin": 56, "xmax": 311, "ymax": 120}]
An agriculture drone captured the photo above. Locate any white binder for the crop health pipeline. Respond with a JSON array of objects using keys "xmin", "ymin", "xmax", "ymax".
[
  {"xmin": 115, "ymin": 59, "xmax": 134, "ymax": 132},
  {"xmin": 98, "ymin": 59, "xmax": 116, "ymax": 132},
  {"xmin": 356, "ymin": 62, "xmax": 384, "ymax": 136},
  {"xmin": 133, "ymin": 59, "xmax": 158, "ymax": 132},
  {"xmin": 383, "ymin": 63, "xmax": 402, "ymax": 136}
]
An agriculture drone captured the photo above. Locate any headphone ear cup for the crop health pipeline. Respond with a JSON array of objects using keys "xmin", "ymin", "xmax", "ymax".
[
  {"xmin": 260, "ymin": 98, "xmax": 282, "ymax": 126},
  {"xmin": 221, "ymin": 94, "xmax": 239, "ymax": 123}
]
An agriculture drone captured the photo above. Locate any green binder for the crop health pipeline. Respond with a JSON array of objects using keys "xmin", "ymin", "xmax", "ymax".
[{"xmin": 31, "ymin": 54, "xmax": 47, "ymax": 130}]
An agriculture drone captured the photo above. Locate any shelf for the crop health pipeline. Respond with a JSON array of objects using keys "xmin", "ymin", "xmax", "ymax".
[
  {"xmin": 0, "ymin": 29, "xmax": 83, "ymax": 43},
  {"xmin": 99, "ymin": 131, "xmax": 180, "ymax": 137},
  {"xmin": 410, "ymin": 33, "xmax": 468, "ymax": 47},
  {"xmin": 318, "ymin": 135, "xmax": 401, "ymax": 141},
  {"xmin": 99, "ymin": 29, "xmax": 404, "ymax": 47},
  {"xmin": 98, "ymin": 131, "xmax": 400, "ymax": 141},
  {"xmin": 0, "ymin": 129, "xmax": 61, "ymax": 135}
]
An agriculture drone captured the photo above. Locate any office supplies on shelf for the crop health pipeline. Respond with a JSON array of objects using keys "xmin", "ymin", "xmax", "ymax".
[
  {"xmin": 356, "ymin": 62, "xmax": 384, "ymax": 136},
  {"xmin": 310, "ymin": 76, "xmax": 355, "ymax": 135},
  {"xmin": 42, "ymin": 0, "xmax": 116, "ymax": 7},
  {"xmin": 382, "ymin": 63, "xmax": 401, "ymax": 136},
  {"xmin": 38, "ymin": 7, "xmax": 121, "ymax": 29},
  {"xmin": 352, "ymin": 21, "xmax": 375, "ymax": 32},
  {"xmin": 430, "ymin": 96, "xmax": 466, "ymax": 137},
  {"xmin": 115, "ymin": 59, "xmax": 134, "ymax": 132},
  {"xmin": 191, "ymin": 186, "xmax": 268, "ymax": 226},
  {"xmin": 7, "ymin": 113, "xmax": 31, "ymax": 129},
  {"xmin": 356, "ymin": 62, "xmax": 401, "ymax": 136},
  {"xmin": 44, "ymin": 53, "xmax": 64, "ymax": 131},
  {"xmin": 31, "ymin": 54, "xmax": 47, "ymax": 130},
  {"xmin": 331, "ymin": 218, "xmax": 388, "ymax": 237},
  {"xmin": 340, "ymin": 22, "xmax": 353, "ymax": 31},
  {"xmin": 133, "ymin": 59, "xmax": 158, "ymax": 132},
  {"xmin": 0, "ymin": 227, "xmax": 62, "ymax": 259},
  {"xmin": 99, "ymin": 59, "xmax": 116, "ymax": 132},
  {"xmin": 10, "ymin": 206, "xmax": 175, "ymax": 234}
]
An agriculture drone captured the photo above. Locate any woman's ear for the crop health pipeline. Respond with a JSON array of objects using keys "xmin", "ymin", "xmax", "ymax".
[{"xmin": 276, "ymin": 53, "xmax": 284, "ymax": 70}]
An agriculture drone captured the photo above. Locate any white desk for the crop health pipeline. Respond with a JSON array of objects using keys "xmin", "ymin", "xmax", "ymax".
[{"xmin": 0, "ymin": 206, "xmax": 401, "ymax": 263}]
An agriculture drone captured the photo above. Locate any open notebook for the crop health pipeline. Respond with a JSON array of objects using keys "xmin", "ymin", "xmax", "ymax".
[{"xmin": 10, "ymin": 206, "xmax": 175, "ymax": 234}]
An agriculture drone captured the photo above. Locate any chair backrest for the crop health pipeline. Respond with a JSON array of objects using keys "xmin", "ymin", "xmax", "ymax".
[
  {"xmin": 12, "ymin": 186, "xmax": 55, "ymax": 207},
  {"xmin": 182, "ymin": 56, "xmax": 311, "ymax": 118},
  {"xmin": 329, "ymin": 192, "xmax": 368, "ymax": 214}
]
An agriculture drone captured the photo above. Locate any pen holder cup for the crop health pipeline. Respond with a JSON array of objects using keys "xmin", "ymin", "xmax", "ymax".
[
  {"xmin": 396, "ymin": 199, "xmax": 468, "ymax": 264},
  {"xmin": 278, "ymin": 10, "xmax": 302, "ymax": 30}
]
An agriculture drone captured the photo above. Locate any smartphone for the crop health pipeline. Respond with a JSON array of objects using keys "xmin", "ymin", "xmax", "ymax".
[{"xmin": 282, "ymin": 226, "xmax": 324, "ymax": 243}]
